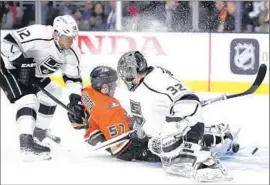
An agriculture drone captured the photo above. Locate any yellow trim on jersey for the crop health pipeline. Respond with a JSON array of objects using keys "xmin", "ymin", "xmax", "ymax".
[{"xmin": 50, "ymin": 76, "xmax": 269, "ymax": 95}]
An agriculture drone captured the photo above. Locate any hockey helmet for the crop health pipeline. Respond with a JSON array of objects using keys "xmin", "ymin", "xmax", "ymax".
[
  {"xmin": 90, "ymin": 65, "xmax": 118, "ymax": 93},
  {"xmin": 53, "ymin": 15, "xmax": 79, "ymax": 38}
]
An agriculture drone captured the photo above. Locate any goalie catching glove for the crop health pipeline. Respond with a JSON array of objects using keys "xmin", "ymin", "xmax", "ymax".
[{"xmin": 67, "ymin": 93, "xmax": 87, "ymax": 129}]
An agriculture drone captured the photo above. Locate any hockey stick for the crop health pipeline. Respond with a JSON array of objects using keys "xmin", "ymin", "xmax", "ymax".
[
  {"xmin": 93, "ymin": 64, "xmax": 267, "ymax": 152},
  {"xmin": 201, "ymin": 64, "xmax": 267, "ymax": 107},
  {"xmin": 92, "ymin": 129, "xmax": 137, "ymax": 151},
  {"xmin": 34, "ymin": 84, "xmax": 77, "ymax": 117},
  {"xmin": 35, "ymin": 84, "xmax": 88, "ymax": 143},
  {"xmin": 35, "ymin": 83, "xmax": 88, "ymax": 122}
]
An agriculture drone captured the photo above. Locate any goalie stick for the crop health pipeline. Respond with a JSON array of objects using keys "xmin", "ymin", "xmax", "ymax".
[
  {"xmin": 93, "ymin": 64, "xmax": 267, "ymax": 151},
  {"xmin": 201, "ymin": 64, "xmax": 267, "ymax": 107}
]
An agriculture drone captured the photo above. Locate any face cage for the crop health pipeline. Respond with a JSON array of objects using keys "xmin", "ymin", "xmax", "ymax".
[
  {"xmin": 118, "ymin": 62, "xmax": 138, "ymax": 82},
  {"xmin": 108, "ymin": 81, "xmax": 118, "ymax": 91},
  {"xmin": 123, "ymin": 80, "xmax": 135, "ymax": 91}
]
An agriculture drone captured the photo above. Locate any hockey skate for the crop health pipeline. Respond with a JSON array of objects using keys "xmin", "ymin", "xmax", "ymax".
[
  {"xmin": 33, "ymin": 127, "xmax": 61, "ymax": 144},
  {"xmin": 20, "ymin": 134, "xmax": 51, "ymax": 160}
]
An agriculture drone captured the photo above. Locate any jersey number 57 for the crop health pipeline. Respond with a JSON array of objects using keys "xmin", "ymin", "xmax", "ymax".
[{"xmin": 108, "ymin": 123, "xmax": 125, "ymax": 137}]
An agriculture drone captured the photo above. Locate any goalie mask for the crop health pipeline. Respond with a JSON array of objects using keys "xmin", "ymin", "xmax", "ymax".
[{"xmin": 117, "ymin": 51, "xmax": 147, "ymax": 90}]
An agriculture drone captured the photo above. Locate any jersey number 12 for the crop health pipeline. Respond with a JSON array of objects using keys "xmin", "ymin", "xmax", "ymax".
[{"xmin": 16, "ymin": 28, "xmax": 31, "ymax": 40}]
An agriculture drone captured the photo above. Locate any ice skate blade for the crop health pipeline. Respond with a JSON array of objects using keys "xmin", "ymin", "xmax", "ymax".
[{"xmin": 20, "ymin": 151, "xmax": 52, "ymax": 161}]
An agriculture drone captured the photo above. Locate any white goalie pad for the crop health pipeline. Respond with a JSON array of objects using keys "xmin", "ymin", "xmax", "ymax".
[
  {"xmin": 149, "ymin": 137, "xmax": 233, "ymax": 182},
  {"xmin": 148, "ymin": 126, "xmax": 190, "ymax": 158}
]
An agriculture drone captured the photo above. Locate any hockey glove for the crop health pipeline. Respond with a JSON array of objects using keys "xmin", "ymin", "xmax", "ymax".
[
  {"xmin": 12, "ymin": 58, "xmax": 36, "ymax": 86},
  {"xmin": 116, "ymin": 132, "xmax": 160, "ymax": 162},
  {"xmin": 67, "ymin": 93, "xmax": 85, "ymax": 129}
]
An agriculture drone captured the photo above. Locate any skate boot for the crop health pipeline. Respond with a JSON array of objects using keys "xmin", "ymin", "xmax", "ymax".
[
  {"xmin": 33, "ymin": 127, "xmax": 61, "ymax": 144},
  {"xmin": 20, "ymin": 134, "xmax": 51, "ymax": 160}
]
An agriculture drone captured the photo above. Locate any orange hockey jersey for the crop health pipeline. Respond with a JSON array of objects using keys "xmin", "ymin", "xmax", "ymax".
[{"xmin": 81, "ymin": 86, "xmax": 131, "ymax": 154}]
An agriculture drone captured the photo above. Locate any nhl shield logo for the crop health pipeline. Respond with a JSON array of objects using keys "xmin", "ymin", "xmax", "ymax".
[
  {"xmin": 230, "ymin": 39, "xmax": 259, "ymax": 75},
  {"xmin": 234, "ymin": 43, "xmax": 255, "ymax": 70}
]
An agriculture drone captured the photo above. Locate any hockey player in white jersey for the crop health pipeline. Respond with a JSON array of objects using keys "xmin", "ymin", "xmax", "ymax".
[
  {"xmin": 117, "ymin": 51, "xmax": 232, "ymax": 182},
  {"xmin": 0, "ymin": 15, "xmax": 82, "ymax": 159}
]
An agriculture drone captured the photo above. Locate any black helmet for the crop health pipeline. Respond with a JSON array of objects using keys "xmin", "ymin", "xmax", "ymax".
[
  {"xmin": 117, "ymin": 51, "xmax": 148, "ymax": 82},
  {"xmin": 90, "ymin": 65, "xmax": 118, "ymax": 92}
]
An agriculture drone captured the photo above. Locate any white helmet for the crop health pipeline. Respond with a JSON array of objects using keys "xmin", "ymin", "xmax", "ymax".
[{"xmin": 53, "ymin": 15, "xmax": 79, "ymax": 38}]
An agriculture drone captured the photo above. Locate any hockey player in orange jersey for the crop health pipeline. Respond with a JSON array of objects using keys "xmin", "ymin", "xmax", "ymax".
[{"xmin": 67, "ymin": 65, "xmax": 160, "ymax": 161}]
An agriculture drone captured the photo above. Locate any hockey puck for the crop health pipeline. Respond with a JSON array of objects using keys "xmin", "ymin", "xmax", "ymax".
[
  {"xmin": 252, "ymin": 147, "xmax": 258, "ymax": 155},
  {"xmin": 232, "ymin": 143, "xmax": 240, "ymax": 153}
]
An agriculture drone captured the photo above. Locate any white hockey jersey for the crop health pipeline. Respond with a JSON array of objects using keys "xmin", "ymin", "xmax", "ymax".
[
  {"xmin": 129, "ymin": 66, "xmax": 203, "ymax": 138},
  {"xmin": 1, "ymin": 24, "xmax": 81, "ymax": 81}
]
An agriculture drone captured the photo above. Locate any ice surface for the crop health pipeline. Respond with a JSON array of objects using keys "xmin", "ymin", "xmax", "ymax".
[{"xmin": 1, "ymin": 88, "xmax": 269, "ymax": 184}]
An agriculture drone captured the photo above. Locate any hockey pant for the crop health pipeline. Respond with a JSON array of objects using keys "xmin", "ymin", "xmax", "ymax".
[{"xmin": 0, "ymin": 58, "xmax": 62, "ymax": 135}]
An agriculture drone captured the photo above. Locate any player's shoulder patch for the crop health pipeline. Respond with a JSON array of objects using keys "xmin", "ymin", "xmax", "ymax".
[
  {"xmin": 108, "ymin": 98, "xmax": 121, "ymax": 109},
  {"xmin": 108, "ymin": 101, "xmax": 120, "ymax": 109}
]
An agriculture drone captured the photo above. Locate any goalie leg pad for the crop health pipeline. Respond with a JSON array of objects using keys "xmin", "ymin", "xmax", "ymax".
[{"xmin": 158, "ymin": 141, "xmax": 233, "ymax": 182}]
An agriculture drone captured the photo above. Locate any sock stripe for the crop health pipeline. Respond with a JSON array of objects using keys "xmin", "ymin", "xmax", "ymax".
[
  {"xmin": 16, "ymin": 107, "xmax": 37, "ymax": 121},
  {"xmin": 38, "ymin": 104, "xmax": 56, "ymax": 115}
]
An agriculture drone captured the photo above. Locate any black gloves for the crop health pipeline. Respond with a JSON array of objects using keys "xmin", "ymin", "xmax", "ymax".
[
  {"xmin": 67, "ymin": 93, "xmax": 85, "ymax": 129},
  {"xmin": 12, "ymin": 57, "xmax": 36, "ymax": 86}
]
